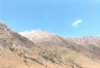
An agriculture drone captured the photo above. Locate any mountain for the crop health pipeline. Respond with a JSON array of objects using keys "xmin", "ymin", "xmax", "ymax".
[
  {"xmin": 0, "ymin": 22, "xmax": 100, "ymax": 68},
  {"xmin": 20, "ymin": 30, "xmax": 100, "ymax": 68},
  {"xmin": 0, "ymin": 23, "xmax": 40, "ymax": 68}
]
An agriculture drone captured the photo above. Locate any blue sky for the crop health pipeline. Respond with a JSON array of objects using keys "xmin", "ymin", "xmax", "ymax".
[{"xmin": 0, "ymin": 0, "xmax": 100, "ymax": 36}]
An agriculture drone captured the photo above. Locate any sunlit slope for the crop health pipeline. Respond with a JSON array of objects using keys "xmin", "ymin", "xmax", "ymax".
[{"xmin": 0, "ymin": 22, "xmax": 100, "ymax": 68}]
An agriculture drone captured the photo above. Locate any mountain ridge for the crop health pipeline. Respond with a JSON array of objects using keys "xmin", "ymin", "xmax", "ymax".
[{"xmin": 0, "ymin": 22, "xmax": 100, "ymax": 68}]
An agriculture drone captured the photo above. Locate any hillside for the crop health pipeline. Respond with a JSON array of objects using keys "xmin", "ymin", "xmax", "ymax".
[{"xmin": 0, "ymin": 22, "xmax": 100, "ymax": 68}]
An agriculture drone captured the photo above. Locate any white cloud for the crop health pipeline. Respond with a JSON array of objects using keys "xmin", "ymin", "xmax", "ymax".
[{"xmin": 72, "ymin": 19, "xmax": 82, "ymax": 28}]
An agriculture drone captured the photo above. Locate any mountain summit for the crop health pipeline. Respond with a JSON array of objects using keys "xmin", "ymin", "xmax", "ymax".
[{"xmin": 0, "ymin": 23, "xmax": 100, "ymax": 68}]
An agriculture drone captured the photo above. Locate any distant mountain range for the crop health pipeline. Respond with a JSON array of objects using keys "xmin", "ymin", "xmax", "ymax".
[{"xmin": 0, "ymin": 22, "xmax": 100, "ymax": 68}]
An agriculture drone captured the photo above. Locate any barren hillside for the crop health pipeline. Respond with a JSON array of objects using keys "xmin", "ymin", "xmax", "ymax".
[{"xmin": 0, "ymin": 22, "xmax": 100, "ymax": 68}]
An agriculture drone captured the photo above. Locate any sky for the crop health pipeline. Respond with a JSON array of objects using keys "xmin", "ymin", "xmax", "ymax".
[{"xmin": 0, "ymin": 0, "xmax": 100, "ymax": 36}]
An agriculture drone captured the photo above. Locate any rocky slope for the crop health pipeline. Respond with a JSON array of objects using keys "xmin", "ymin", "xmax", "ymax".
[{"xmin": 0, "ymin": 22, "xmax": 100, "ymax": 68}]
